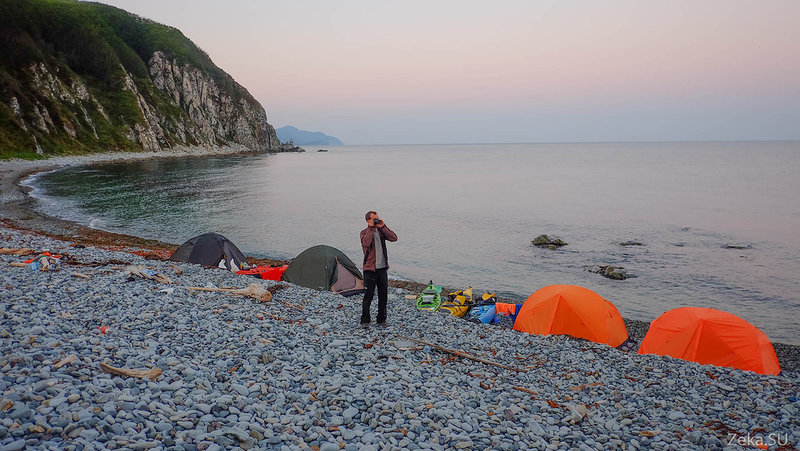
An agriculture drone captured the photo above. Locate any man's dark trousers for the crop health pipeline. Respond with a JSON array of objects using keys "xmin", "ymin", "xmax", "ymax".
[{"xmin": 361, "ymin": 268, "xmax": 388, "ymax": 324}]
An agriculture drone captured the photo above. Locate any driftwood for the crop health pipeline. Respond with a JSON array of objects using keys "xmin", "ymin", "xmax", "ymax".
[
  {"xmin": 54, "ymin": 355, "xmax": 77, "ymax": 369},
  {"xmin": 0, "ymin": 247, "xmax": 35, "ymax": 256},
  {"xmin": 124, "ymin": 265, "xmax": 173, "ymax": 284},
  {"xmin": 72, "ymin": 272, "xmax": 90, "ymax": 279},
  {"xmin": 65, "ymin": 257, "xmax": 131, "ymax": 267},
  {"xmin": 399, "ymin": 336, "xmax": 527, "ymax": 372},
  {"xmin": 275, "ymin": 298, "xmax": 303, "ymax": 310},
  {"xmin": 513, "ymin": 385, "xmax": 539, "ymax": 396},
  {"xmin": 187, "ymin": 284, "xmax": 272, "ymax": 302},
  {"xmin": 8, "ymin": 262, "xmax": 27, "ymax": 268},
  {"xmin": 266, "ymin": 283, "xmax": 290, "ymax": 295},
  {"xmin": 99, "ymin": 362, "xmax": 162, "ymax": 380}
]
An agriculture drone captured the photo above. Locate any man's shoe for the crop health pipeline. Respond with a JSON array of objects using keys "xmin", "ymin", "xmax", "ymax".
[
  {"xmin": 377, "ymin": 322, "xmax": 387, "ymax": 328},
  {"xmin": 360, "ymin": 322, "xmax": 369, "ymax": 329}
]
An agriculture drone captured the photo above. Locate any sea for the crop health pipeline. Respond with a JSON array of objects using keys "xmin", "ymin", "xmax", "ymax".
[{"xmin": 24, "ymin": 141, "xmax": 800, "ymax": 344}]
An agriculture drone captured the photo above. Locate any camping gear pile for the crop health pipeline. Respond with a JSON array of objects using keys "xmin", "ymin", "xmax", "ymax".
[
  {"xmin": 24, "ymin": 251, "xmax": 61, "ymax": 271},
  {"xmin": 3, "ymin": 249, "xmax": 62, "ymax": 271},
  {"xmin": 170, "ymin": 232, "xmax": 783, "ymax": 376},
  {"xmin": 412, "ymin": 282, "xmax": 782, "ymax": 375},
  {"xmin": 418, "ymin": 285, "xmax": 523, "ymax": 326}
]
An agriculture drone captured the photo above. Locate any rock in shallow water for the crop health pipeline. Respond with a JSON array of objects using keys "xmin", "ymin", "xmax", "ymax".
[
  {"xmin": 531, "ymin": 234, "xmax": 568, "ymax": 249},
  {"xmin": 586, "ymin": 264, "xmax": 632, "ymax": 280}
]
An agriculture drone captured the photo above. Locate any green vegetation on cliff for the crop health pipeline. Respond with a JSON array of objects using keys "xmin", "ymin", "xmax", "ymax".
[{"xmin": 0, "ymin": 0, "xmax": 272, "ymax": 159}]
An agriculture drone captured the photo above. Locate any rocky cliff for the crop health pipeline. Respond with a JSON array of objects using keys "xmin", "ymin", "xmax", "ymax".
[{"xmin": 0, "ymin": 0, "xmax": 289, "ymax": 159}]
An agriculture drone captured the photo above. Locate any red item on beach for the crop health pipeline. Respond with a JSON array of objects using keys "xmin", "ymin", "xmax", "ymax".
[
  {"xmin": 23, "ymin": 251, "xmax": 61, "ymax": 264},
  {"xmin": 494, "ymin": 303, "xmax": 518, "ymax": 315},
  {"xmin": 237, "ymin": 265, "xmax": 289, "ymax": 281}
]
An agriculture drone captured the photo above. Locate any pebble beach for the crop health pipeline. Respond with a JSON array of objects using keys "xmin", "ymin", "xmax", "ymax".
[
  {"xmin": 1, "ymin": 152, "xmax": 799, "ymax": 450},
  {"xmin": 1, "ymin": 225, "xmax": 799, "ymax": 451}
]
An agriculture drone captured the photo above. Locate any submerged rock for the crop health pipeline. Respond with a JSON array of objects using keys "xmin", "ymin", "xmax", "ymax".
[
  {"xmin": 619, "ymin": 241, "xmax": 644, "ymax": 246},
  {"xmin": 532, "ymin": 234, "xmax": 568, "ymax": 249},
  {"xmin": 722, "ymin": 244, "xmax": 752, "ymax": 250},
  {"xmin": 587, "ymin": 265, "xmax": 632, "ymax": 280}
]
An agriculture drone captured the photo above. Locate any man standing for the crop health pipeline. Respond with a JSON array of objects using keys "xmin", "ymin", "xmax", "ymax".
[{"xmin": 360, "ymin": 211, "xmax": 398, "ymax": 328}]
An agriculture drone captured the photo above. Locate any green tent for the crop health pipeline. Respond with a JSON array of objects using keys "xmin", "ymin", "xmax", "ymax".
[{"xmin": 281, "ymin": 245, "xmax": 365, "ymax": 296}]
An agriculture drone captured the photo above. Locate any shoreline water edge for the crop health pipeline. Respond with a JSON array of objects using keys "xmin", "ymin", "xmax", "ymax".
[{"xmin": 1, "ymin": 149, "xmax": 799, "ymax": 450}]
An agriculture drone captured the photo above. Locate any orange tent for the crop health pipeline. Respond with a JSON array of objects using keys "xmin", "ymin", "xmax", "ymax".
[
  {"xmin": 512, "ymin": 285, "xmax": 628, "ymax": 347},
  {"xmin": 638, "ymin": 307, "xmax": 780, "ymax": 375}
]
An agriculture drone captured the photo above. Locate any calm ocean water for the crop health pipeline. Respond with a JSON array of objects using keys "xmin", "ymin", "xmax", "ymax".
[{"xmin": 28, "ymin": 142, "xmax": 800, "ymax": 344}]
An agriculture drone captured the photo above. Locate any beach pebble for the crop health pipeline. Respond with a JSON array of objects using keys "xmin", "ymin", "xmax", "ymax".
[
  {"xmin": 0, "ymin": 224, "xmax": 796, "ymax": 450},
  {"xmin": 0, "ymin": 439, "xmax": 27, "ymax": 451}
]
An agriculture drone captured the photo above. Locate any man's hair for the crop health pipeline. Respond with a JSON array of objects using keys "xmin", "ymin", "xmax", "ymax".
[{"xmin": 365, "ymin": 211, "xmax": 377, "ymax": 222}]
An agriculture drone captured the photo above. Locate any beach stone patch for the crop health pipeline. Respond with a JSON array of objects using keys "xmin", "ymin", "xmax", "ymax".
[{"xmin": 0, "ymin": 224, "xmax": 797, "ymax": 450}]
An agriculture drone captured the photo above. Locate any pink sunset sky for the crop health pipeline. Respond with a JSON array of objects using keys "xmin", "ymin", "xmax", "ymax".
[{"xmin": 95, "ymin": 0, "xmax": 800, "ymax": 145}]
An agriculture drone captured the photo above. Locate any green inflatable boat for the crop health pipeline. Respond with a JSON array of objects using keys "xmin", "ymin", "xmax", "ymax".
[{"xmin": 416, "ymin": 281, "xmax": 443, "ymax": 310}]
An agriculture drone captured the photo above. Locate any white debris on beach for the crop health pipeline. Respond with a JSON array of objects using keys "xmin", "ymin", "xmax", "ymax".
[{"xmin": 0, "ymin": 226, "xmax": 798, "ymax": 450}]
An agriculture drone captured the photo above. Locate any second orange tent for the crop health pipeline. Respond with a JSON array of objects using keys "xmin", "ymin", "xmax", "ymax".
[
  {"xmin": 513, "ymin": 284, "xmax": 629, "ymax": 347},
  {"xmin": 638, "ymin": 307, "xmax": 781, "ymax": 375}
]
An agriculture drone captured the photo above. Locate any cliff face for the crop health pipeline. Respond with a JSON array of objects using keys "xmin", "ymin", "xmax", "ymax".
[
  {"xmin": 0, "ymin": 0, "xmax": 286, "ymax": 158},
  {"xmin": 140, "ymin": 50, "xmax": 281, "ymax": 152}
]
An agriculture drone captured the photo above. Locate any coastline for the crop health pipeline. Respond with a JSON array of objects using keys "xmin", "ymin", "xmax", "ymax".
[
  {"xmin": 0, "ymin": 147, "xmax": 291, "ymax": 261},
  {"xmin": 1, "ymin": 148, "xmax": 799, "ymax": 374}
]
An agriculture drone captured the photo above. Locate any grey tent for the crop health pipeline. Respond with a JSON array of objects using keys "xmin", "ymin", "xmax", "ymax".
[
  {"xmin": 281, "ymin": 245, "xmax": 365, "ymax": 296},
  {"xmin": 170, "ymin": 233, "xmax": 248, "ymax": 271}
]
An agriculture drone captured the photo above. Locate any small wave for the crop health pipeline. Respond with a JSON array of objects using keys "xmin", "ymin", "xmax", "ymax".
[
  {"xmin": 88, "ymin": 218, "xmax": 105, "ymax": 229},
  {"xmin": 19, "ymin": 169, "xmax": 60, "ymax": 200}
]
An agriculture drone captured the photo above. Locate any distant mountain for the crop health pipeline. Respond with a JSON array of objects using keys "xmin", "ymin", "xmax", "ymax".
[
  {"xmin": 276, "ymin": 126, "xmax": 343, "ymax": 146},
  {"xmin": 0, "ymin": 0, "xmax": 293, "ymax": 159}
]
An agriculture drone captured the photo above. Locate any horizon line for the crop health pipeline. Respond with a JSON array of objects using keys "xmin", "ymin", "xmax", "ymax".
[{"xmin": 311, "ymin": 138, "xmax": 800, "ymax": 147}]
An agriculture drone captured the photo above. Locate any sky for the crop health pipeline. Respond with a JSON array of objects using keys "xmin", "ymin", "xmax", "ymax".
[{"xmin": 94, "ymin": 0, "xmax": 800, "ymax": 145}]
